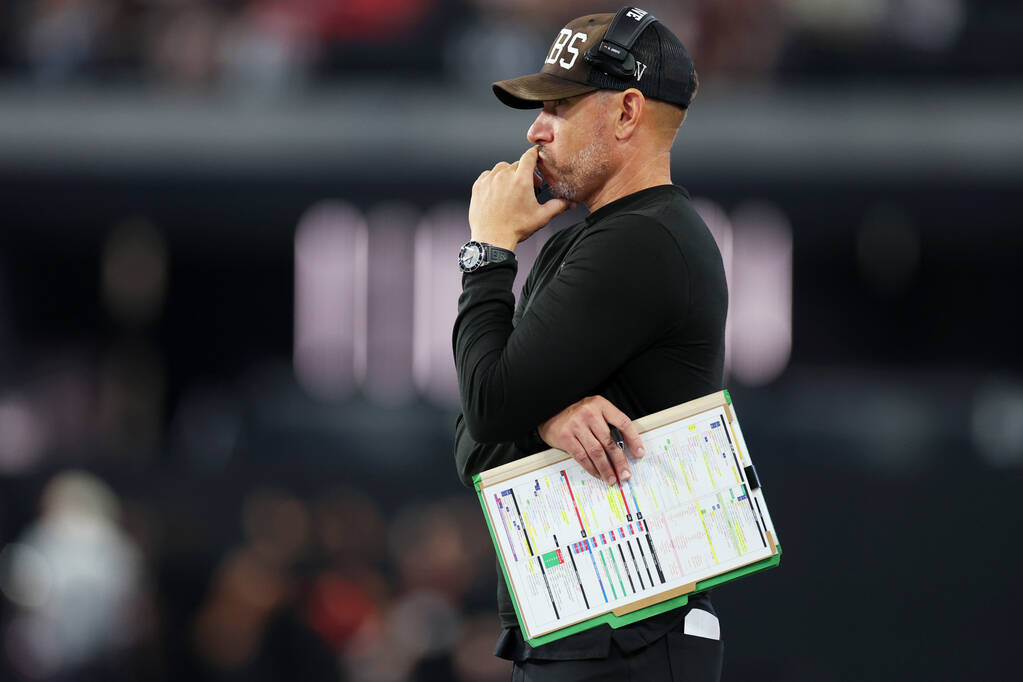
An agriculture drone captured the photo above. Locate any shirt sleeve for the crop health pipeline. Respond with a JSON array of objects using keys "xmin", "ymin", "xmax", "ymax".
[
  {"xmin": 454, "ymin": 413, "xmax": 545, "ymax": 488},
  {"xmin": 453, "ymin": 248, "xmax": 550, "ymax": 488},
  {"xmin": 452, "ymin": 214, "xmax": 689, "ymax": 444}
]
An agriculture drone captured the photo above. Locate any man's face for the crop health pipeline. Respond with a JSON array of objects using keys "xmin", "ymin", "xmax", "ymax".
[{"xmin": 527, "ymin": 91, "xmax": 613, "ymax": 203}]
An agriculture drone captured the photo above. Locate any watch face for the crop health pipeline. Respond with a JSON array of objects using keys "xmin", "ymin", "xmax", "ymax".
[{"xmin": 459, "ymin": 242, "xmax": 485, "ymax": 271}]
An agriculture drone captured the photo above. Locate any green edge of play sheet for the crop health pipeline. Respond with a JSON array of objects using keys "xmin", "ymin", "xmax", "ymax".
[{"xmin": 473, "ymin": 473, "xmax": 782, "ymax": 648}]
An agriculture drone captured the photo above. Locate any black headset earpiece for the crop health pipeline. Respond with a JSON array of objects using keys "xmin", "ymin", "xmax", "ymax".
[{"xmin": 583, "ymin": 6, "xmax": 658, "ymax": 78}]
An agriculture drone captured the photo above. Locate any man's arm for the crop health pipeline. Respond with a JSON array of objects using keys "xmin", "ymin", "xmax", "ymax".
[
  {"xmin": 453, "ymin": 237, "xmax": 553, "ymax": 489},
  {"xmin": 453, "ymin": 215, "xmax": 687, "ymax": 443},
  {"xmin": 454, "ymin": 413, "xmax": 546, "ymax": 489}
]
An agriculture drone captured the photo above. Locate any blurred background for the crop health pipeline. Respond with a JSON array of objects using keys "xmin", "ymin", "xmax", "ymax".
[{"xmin": 0, "ymin": 0, "xmax": 1021, "ymax": 680}]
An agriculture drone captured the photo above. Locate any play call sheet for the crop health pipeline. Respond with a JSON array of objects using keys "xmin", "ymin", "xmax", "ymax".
[{"xmin": 482, "ymin": 406, "xmax": 773, "ymax": 639}]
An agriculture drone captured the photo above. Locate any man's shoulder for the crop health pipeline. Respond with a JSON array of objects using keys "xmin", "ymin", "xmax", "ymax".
[
  {"xmin": 585, "ymin": 209, "xmax": 692, "ymax": 267},
  {"xmin": 595, "ymin": 184, "xmax": 702, "ymax": 228},
  {"xmin": 592, "ymin": 187, "xmax": 715, "ymax": 259}
]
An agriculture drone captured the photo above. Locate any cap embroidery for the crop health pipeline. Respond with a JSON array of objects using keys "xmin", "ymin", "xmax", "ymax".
[{"xmin": 546, "ymin": 29, "xmax": 589, "ymax": 70}]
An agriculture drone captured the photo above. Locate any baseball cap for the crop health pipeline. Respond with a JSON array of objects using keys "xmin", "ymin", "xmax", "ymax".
[{"xmin": 493, "ymin": 7, "xmax": 697, "ymax": 110}]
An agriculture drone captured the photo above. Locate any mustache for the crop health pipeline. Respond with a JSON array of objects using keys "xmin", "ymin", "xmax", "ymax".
[{"xmin": 536, "ymin": 146, "xmax": 554, "ymax": 168}]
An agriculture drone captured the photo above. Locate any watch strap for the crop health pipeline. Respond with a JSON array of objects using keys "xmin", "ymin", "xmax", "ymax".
[{"xmin": 484, "ymin": 244, "xmax": 515, "ymax": 265}]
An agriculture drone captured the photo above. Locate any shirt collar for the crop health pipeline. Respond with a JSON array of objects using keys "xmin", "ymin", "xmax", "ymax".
[{"xmin": 584, "ymin": 184, "xmax": 689, "ymax": 225}]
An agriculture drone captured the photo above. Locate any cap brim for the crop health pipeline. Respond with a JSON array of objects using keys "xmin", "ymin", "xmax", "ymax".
[{"xmin": 492, "ymin": 72, "xmax": 599, "ymax": 110}]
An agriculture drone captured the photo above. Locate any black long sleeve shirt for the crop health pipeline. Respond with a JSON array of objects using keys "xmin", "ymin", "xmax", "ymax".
[{"xmin": 452, "ymin": 184, "xmax": 728, "ymax": 660}]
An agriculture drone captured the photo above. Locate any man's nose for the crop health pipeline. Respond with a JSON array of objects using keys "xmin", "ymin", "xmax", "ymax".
[{"xmin": 527, "ymin": 111, "xmax": 553, "ymax": 145}]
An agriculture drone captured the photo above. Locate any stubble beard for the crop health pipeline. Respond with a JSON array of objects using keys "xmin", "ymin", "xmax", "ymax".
[{"xmin": 541, "ymin": 132, "xmax": 611, "ymax": 203}]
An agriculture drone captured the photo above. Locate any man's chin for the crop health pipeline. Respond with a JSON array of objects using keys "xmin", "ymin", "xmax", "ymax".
[{"xmin": 549, "ymin": 181, "xmax": 579, "ymax": 202}]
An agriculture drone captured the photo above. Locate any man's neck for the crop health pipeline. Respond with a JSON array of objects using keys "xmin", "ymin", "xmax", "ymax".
[{"xmin": 584, "ymin": 148, "xmax": 672, "ymax": 213}]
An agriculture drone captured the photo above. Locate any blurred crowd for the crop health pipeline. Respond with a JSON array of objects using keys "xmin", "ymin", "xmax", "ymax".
[
  {"xmin": 0, "ymin": 214, "xmax": 510, "ymax": 681},
  {"xmin": 1, "ymin": 0, "xmax": 1018, "ymax": 94},
  {"xmin": 0, "ymin": 469, "xmax": 511, "ymax": 682}
]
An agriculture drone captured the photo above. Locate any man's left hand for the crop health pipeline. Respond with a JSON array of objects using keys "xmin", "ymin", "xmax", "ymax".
[
  {"xmin": 469, "ymin": 147, "xmax": 576, "ymax": 251},
  {"xmin": 537, "ymin": 395, "xmax": 645, "ymax": 485}
]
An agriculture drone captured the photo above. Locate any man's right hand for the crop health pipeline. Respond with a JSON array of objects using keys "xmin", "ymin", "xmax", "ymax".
[{"xmin": 537, "ymin": 395, "xmax": 645, "ymax": 485}]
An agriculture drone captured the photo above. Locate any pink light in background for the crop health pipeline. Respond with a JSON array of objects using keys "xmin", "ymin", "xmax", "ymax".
[
  {"xmin": 696, "ymin": 198, "xmax": 792, "ymax": 387},
  {"xmin": 291, "ymin": 196, "xmax": 788, "ymax": 404},
  {"xmin": 0, "ymin": 394, "xmax": 46, "ymax": 475},
  {"xmin": 694, "ymin": 198, "xmax": 735, "ymax": 378},
  {"xmin": 293, "ymin": 201, "xmax": 367, "ymax": 400},
  {"xmin": 413, "ymin": 203, "xmax": 468, "ymax": 408},
  {"xmin": 361, "ymin": 203, "xmax": 418, "ymax": 406},
  {"xmin": 730, "ymin": 201, "xmax": 792, "ymax": 386}
]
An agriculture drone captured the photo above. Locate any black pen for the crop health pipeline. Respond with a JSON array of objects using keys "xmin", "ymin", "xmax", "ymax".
[{"xmin": 610, "ymin": 426, "xmax": 625, "ymax": 452}]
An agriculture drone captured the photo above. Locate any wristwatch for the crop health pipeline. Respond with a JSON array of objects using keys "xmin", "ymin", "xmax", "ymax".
[{"xmin": 458, "ymin": 240, "xmax": 514, "ymax": 273}]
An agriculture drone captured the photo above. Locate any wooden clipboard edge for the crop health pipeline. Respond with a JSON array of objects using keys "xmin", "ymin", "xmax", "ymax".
[
  {"xmin": 523, "ymin": 592, "xmax": 693, "ymax": 644},
  {"xmin": 611, "ymin": 530, "xmax": 777, "ymax": 617},
  {"xmin": 612, "ymin": 582, "xmax": 697, "ymax": 617},
  {"xmin": 524, "ymin": 543, "xmax": 783, "ymax": 647},
  {"xmin": 527, "ymin": 536, "xmax": 782, "ymax": 639},
  {"xmin": 477, "ymin": 390, "xmax": 730, "ymax": 489},
  {"xmin": 524, "ymin": 533, "xmax": 782, "ymax": 640},
  {"xmin": 477, "ymin": 448, "xmax": 573, "ymax": 488}
]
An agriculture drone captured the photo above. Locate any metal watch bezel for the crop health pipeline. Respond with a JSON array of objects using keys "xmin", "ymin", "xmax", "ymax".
[{"xmin": 458, "ymin": 240, "xmax": 486, "ymax": 272}]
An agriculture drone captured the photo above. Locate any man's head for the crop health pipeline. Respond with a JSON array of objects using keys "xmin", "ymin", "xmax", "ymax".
[
  {"xmin": 493, "ymin": 8, "xmax": 697, "ymax": 206},
  {"xmin": 525, "ymin": 89, "xmax": 688, "ymax": 203},
  {"xmin": 492, "ymin": 8, "xmax": 698, "ymax": 112}
]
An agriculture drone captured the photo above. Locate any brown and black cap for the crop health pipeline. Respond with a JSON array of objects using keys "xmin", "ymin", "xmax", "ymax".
[{"xmin": 493, "ymin": 7, "xmax": 697, "ymax": 110}]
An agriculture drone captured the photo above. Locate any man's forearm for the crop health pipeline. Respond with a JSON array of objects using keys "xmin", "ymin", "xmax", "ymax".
[{"xmin": 453, "ymin": 260, "xmax": 530, "ymax": 442}]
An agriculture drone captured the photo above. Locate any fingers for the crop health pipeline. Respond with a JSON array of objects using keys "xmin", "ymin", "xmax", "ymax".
[
  {"xmin": 583, "ymin": 409, "xmax": 631, "ymax": 483},
  {"xmin": 539, "ymin": 197, "xmax": 577, "ymax": 220},
  {"xmin": 514, "ymin": 146, "xmax": 539, "ymax": 177},
  {"xmin": 482, "ymin": 147, "xmax": 538, "ymax": 178},
  {"xmin": 540, "ymin": 394, "xmax": 644, "ymax": 486},
  {"xmin": 568, "ymin": 437, "xmax": 600, "ymax": 479},
  {"xmin": 578, "ymin": 430, "xmax": 618, "ymax": 485},
  {"xmin": 600, "ymin": 398, "xmax": 645, "ymax": 458}
]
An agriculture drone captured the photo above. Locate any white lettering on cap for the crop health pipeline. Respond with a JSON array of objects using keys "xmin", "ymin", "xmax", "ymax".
[
  {"xmin": 546, "ymin": 29, "xmax": 588, "ymax": 70},
  {"xmin": 626, "ymin": 8, "xmax": 648, "ymax": 21}
]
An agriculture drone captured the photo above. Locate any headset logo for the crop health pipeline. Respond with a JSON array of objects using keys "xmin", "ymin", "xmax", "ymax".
[
  {"xmin": 546, "ymin": 29, "xmax": 588, "ymax": 70},
  {"xmin": 625, "ymin": 8, "xmax": 648, "ymax": 22}
]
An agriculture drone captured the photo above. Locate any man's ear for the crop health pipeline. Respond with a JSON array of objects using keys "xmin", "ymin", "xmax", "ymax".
[{"xmin": 615, "ymin": 89, "xmax": 645, "ymax": 141}]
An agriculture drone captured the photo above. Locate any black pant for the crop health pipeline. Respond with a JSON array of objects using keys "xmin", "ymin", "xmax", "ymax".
[{"xmin": 510, "ymin": 630, "xmax": 723, "ymax": 682}]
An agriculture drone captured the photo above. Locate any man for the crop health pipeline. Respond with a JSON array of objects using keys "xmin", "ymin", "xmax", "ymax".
[{"xmin": 453, "ymin": 7, "xmax": 728, "ymax": 680}]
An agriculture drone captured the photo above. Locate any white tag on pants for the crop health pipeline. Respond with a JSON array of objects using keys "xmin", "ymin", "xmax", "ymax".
[{"xmin": 683, "ymin": 608, "xmax": 721, "ymax": 640}]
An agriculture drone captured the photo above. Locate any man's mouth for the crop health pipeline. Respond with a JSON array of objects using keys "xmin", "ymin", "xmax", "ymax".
[{"xmin": 536, "ymin": 153, "xmax": 552, "ymax": 177}]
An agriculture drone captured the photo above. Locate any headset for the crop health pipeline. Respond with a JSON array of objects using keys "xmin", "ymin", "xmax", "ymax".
[
  {"xmin": 534, "ymin": 8, "xmax": 658, "ymax": 203},
  {"xmin": 583, "ymin": 7, "xmax": 659, "ymax": 78}
]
